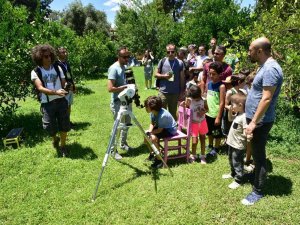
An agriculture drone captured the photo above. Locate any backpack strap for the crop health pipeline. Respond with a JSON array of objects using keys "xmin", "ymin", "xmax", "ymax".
[
  {"xmin": 159, "ymin": 57, "xmax": 166, "ymax": 73},
  {"xmin": 34, "ymin": 67, "xmax": 50, "ymax": 103},
  {"xmin": 53, "ymin": 64, "xmax": 62, "ymax": 84}
]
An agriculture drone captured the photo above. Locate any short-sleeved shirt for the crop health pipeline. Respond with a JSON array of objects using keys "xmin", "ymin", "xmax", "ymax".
[
  {"xmin": 189, "ymin": 98, "xmax": 206, "ymax": 122},
  {"xmin": 226, "ymin": 113, "xmax": 247, "ymax": 150},
  {"xmin": 151, "ymin": 108, "xmax": 177, "ymax": 135},
  {"xmin": 206, "ymin": 81, "xmax": 222, "ymax": 118},
  {"xmin": 245, "ymin": 58, "xmax": 283, "ymax": 122},
  {"xmin": 31, "ymin": 65, "xmax": 65, "ymax": 103},
  {"xmin": 202, "ymin": 62, "xmax": 232, "ymax": 89},
  {"xmin": 157, "ymin": 58, "xmax": 184, "ymax": 94},
  {"xmin": 108, "ymin": 62, "xmax": 126, "ymax": 102},
  {"xmin": 195, "ymin": 55, "xmax": 209, "ymax": 68}
]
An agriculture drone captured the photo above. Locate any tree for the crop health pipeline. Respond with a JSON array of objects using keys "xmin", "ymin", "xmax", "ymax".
[
  {"xmin": 9, "ymin": 0, "xmax": 53, "ymax": 20},
  {"xmin": 61, "ymin": 0, "xmax": 110, "ymax": 36},
  {"xmin": 0, "ymin": 0, "xmax": 37, "ymax": 128},
  {"xmin": 161, "ymin": 0, "xmax": 186, "ymax": 21},
  {"xmin": 230, "ymin": 0, "xmax": 300, "ymax": 108},
  {"xmin": 115, "ymin": 0, "xmax": 181, "ymax": 58},
  {"xmin": 180, "ymin": 0, "xmax": 252, "ymax": 47}
]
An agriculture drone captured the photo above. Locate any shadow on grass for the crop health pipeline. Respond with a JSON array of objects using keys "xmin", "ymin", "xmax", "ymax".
[
  {"xmin": 161, "ymin": 157, "xmax": 189, "ymax": 168},
  {"xmin": 75, "ymin": 85, "xmax": 95, "ymax": 95},
  {"xmin": 68, "ymin": 142, "xmax": 98, "ymax": 160},
  {"xmin": 103, "ymin": 160, "xmax": 167, "ymax": 192},
  {"xmin": 70, "ymin": 121, "xmax": 91, "ymax": 131},
  {"xmin": 264, "ymin": 175, "xmax": 293, "ymax": 196},
  {"xmin": 268, "ymin": 134, "xmax": 284, "ymax": 143},
  {"xmin": 120, "ymin": 144, "xmax": 149, "ymax": 158},
  {"xmin": 1, "ymin": 112, "xmax": 92, "ymax": 149},
  {"xmin": 2, "ymin": 112, "xmax": 48, "ymax": 148}
]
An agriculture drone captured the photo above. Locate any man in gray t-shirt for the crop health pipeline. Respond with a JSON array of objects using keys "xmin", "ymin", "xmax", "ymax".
[
  {"xmin": 242, "ymin": 37, "xmax": 283, "ymax": 206},
  {"xmin": 155, "ymin": 44, "xmax": 185, "ymax": 120},
  {"xmin": 107, "ymin": 46, "xmax": 132, "ymax": 159}
]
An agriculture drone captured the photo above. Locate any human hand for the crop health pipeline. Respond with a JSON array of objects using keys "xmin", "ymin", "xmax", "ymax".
[
  {"xmin": 245, "ymin": 121, "xmax": 256, "ymax": 136},
  {"xmin": 246, "ymin": 133, "xmax": 253, "ymax": 142},
  {"xmin": 214, "ymin": 117, "xmax": 221, "ymax": 126},
  {"xmin": 55, "ymin": 89, "xmax": 68, "ymax": 96},
  {"xmin": 165, "ymin": 72, "xmax": 173, "ymax": 80},
  {"xmin": 199, "ymin": 108, "xmax": 206, "ymax": 117}
]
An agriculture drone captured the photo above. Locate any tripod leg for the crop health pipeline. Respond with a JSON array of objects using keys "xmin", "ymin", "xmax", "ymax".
[
  {"xmin": 92, "ymin": 117, "xmax": 121, "ymax": 201},
  {"xmin": 128, "ymin": 111, "xmax": 173, "ymax": 176}
]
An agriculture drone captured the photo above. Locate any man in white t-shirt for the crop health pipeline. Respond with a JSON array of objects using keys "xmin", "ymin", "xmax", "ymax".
[
  {"xmin": 31, "ymin": 44, "xmax": 70, "ymax": 157},
  {"xmin": 189, "ymin": 45, "xmax": 209, "ymax": 73}
]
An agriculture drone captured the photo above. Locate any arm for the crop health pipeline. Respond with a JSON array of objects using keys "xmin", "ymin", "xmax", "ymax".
[
  {"xmin": 154, "ymin": 60, "xmax": 171, "ymax": 79},
  {"xmin": 141, "ymin": 57, "xmax": 146, "ymax": 65},
  {"xmin": 33, "ymin": 78, "xmax": 66, "ymax": 96},
  {"xmin": 155, "ymin": 68, "xmax": 171, "ymax": 80},
  {"xmin": 149, "ymin": 52, "xmax": 154, "ymax": 60},
  {"xmin": 215, "ymin": 84, "xmax": 226, "ymax": 126},
  {"xmin": 200, "ymin": 67, "xmax": 207, "ymax": 94},
  {"xmin": 107, "ymin": 79, "xmax": 127, "ymax": 93},
  {"xmin": 246, "ymin": 86, "xmax": 277, "ymax": 135},
  {"xmin": 152, "ymin": 127, "xmax": 164, "ymax": 134},
  {"xmin": 148, "ymin": 123, "xmax": 154, "ymax": 133},
  {"xmin": 224, "ymin": 90, "xmax": 232, "ymax": 110}
]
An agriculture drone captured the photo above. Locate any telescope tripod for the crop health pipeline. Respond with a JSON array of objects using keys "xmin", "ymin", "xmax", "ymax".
[{"xmin": 92, "ymin": 102, "xmax": 173, "ymax": 201}]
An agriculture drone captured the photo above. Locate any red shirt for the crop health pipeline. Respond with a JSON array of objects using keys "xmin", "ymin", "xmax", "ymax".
[{"xmin": 202, "ymin": 62, "xmax": 232, "ymax": 91}]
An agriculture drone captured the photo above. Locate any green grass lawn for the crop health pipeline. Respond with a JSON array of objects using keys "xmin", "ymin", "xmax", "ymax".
[{"xmin": 1, "ymin": 66, "xmax": 300, "ymax": 224}]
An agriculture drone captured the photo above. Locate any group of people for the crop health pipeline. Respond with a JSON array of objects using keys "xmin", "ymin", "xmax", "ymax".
[
  {"xmin": 107, "ymin": 37, "xmax": 283, "ymax": 206},
  {"xmin": 31, "ymin": 36, "xmax": 283, "ymax": 206}
]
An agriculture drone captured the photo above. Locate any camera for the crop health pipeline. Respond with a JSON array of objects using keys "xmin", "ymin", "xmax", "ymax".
[{"xmin": 64, "ymin": 82, "xmax": 72, "ymax": 93}]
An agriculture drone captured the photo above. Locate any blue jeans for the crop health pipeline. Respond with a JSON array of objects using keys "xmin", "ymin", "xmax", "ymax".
[
  {"xmin": 228, "ymin": 145, "xmax": 244, "ymax": 183},
  {"xmin": 247, "ymin": 118, "xmax": 273, "ymax": 194}
]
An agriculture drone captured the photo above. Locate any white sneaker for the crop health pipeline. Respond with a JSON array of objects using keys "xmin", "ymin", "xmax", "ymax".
[
  {"xmin": 200, "ymin": 156, "xmax": 207, "ymax": 164},
  {"xmin": 222, "ymin": 173, "xmax": 233, "ymax": 179},
  {"xmin": 228, "ymin": 181, "xmax": 240, "ymax": 189}
]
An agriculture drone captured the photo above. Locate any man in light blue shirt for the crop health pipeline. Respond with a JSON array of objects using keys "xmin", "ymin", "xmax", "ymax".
[
  {"xmin": 242, "ymin": 37, "xmax": 283, "ymax": 206},
  {"xmin": 107, "ymin": 46, "xmax": 132, "ymax": 160}
]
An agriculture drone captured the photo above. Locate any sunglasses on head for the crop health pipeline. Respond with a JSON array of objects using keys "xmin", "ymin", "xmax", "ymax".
[{"xmin": 167, "ymin": 51, "xmax": 175, "ymax": 54}]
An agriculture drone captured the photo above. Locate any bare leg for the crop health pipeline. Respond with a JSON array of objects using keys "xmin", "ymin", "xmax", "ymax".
[
  {"xmin": 199, "ymin": 135, "xmax": 206, "ymax": 156},
  {"xmin": 191, "ymin": 136, "xmax": 198, "ymax": 156},
  {"xmin": 246, "ymin": 141, "xmax": 252, "ymax": 162},
  {"xmin": 215, "ymin": 137, "xmax": 221, "ymax": 149}
]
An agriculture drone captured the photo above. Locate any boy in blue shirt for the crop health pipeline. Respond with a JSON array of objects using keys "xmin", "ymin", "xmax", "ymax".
[{"xmin": 144, "ymin": 96, "xmax": 177, "ymax": 168}]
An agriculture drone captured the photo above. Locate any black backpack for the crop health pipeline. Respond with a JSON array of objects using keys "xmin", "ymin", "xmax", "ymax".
[
  {"xmin": 55, "ymin": 61, "xmax": 75, "ymax": 87},
  {"xmin": 33, "ymin": 64, "xmax": 62, "ymax": 102}
]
